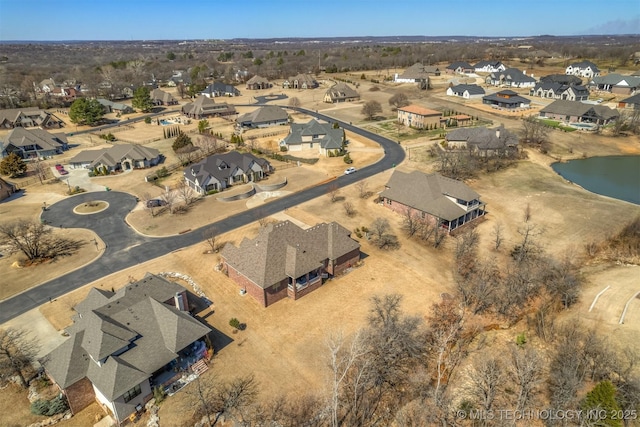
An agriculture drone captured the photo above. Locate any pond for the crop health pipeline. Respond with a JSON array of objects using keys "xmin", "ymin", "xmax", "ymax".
[{"xmin": 552, "ymin": 155, "xmax": 640, "ymax": 205}]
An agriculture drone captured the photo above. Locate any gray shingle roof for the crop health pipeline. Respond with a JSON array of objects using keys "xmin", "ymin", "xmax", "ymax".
[
  {"xmin": 182, "ymin": 95, "xmax": 235, "ymax": 116},
  {"xmin": 236, "ymin": 105, "xmax": 288, "ymax": 126},
  {"xmin": 44, "ymin": 274, "xmax": 211, "ymax": 401},
  {"xmin": 589, "ymin": 73, "xmax": 640, "ymax": 88},
  {"xmin": 568, "ymin": 60, "xmax": 600, "ymax": 72},
  {"xmin": 621, "ymin": 93, "xmax": 640, "ymax": 105},
  {"xmin": 184, "ymin": 150, "xmax": 271, "ymax": 191},
  {"xmin": 540, "ymin": 74, "xmax": 583, "ymax": 85},
  {"xmin": 324, "ymin": 82, "xmax": 360, "ymax": 101},
  {"xmin": 68, "ymin": 144, "xmax": 160, "ymax": 168},
  {"xmin": 221, "ymin": 220, "xmax": 360, "ymax": 288},
  {"xmin": 447, "ymin": 61, "xmax": 473, "ymax": 71},
  {"xmin": 446, "ymin": 125, "xmax": 519, "ymax": 151},
  {"xmin": 380, "ymin": 171, "xmax": 481, "ymax": 222},
  {"xmin": 282, "ymin": 119, "xmax": 344, "ymax": 150},
  {"xmin": 482, "ymin": 90, "xmax": 531, "ymax": 106},
  {"xmin": 150, "ymin": 88, "xmax": 177, "ymax": 104},
  {"xmin": 3, "ymin": 127, "xmax": 67, "ymax": 152},
  {"xmin": 540, "ymin": 100, "xmax": 620, "ymax": 120},
  {"xmin": 449, "ymin": 84, "xmax": 485, "ymax": 95}
]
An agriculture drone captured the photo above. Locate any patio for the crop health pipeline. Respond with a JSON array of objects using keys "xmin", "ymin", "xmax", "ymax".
[{"xmin": 149, "ymin": 340, "xmax": 209, "ymax": 394}]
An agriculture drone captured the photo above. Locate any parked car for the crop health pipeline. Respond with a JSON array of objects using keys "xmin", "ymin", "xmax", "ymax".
[
  {"xmin": 146, "ymin": 199, "xmax": 167, "ymax": 208},
  {"xmin": 58, "ymin": 169, "xmax": 68, "ymax": 175},
  {"xmin": 55, "ymin": 164, "xmax": 64, "ymax": 170},
  {"xmin": 344, "ymin": 167, "xmax": 357, "ymax": 175}
]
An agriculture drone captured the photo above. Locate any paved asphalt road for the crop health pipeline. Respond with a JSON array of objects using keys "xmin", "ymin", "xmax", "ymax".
[{"xmin": 0, "ymin": 108, "xmax": 405, "ymax": 324}]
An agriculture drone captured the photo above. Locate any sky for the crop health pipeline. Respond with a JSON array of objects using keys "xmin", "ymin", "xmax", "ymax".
[{"xmin": 0, "ymin": 0, "xmax": 638, "ymax": 41}]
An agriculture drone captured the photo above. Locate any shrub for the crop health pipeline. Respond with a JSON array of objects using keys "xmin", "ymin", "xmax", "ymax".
[
  {"xmin": 516, "ymin": 332, "xmax": 527, "ymax": 347},
  {"xmin": 369, "ymin": 86, "xmax": 380, "ymax": 91},
  {"xmin": 157, "ymin": 167, "xmax": 169, "ymax": 178},
  {"xmin": 30, "ymin": 396, "xmax": 68, "ymax": 416},
  {"xmin": 206, "ymin": 189, "xmax": 218, "ymax": 195},
  {"xmin": 229, "ymin": 318, "xmax": 241, "ymax": 329},
  {"xmin": 30, "ymin": 399, "xmax": 50, "ymax": 416},
  {"xmin": 144, "ymin": 117, "xmax": 152, "ymax": 124},
  {"xmin": 153, "ymin": 386, "xmax": 167, "ymax": 404},
  {"xmin": 279, "ymin": 145, "xmax": 288, "ymax": 152},
  {"xmin": 343, "ymin": 153, "xmax": 353, "ymax": 164}
]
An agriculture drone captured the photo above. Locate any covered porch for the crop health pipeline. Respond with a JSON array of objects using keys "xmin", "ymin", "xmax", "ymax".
[{"xmin": 149, "ymin": 340, "xmax": 209, "ymax": 394}]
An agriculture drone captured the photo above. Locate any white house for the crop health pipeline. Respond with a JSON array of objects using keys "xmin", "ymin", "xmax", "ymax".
[{"xmin": 565, "ymin": 61, "xmax": 600, "ymax": 79}]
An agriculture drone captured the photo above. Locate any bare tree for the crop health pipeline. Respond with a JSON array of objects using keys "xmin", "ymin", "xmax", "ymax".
[
  {"xmin": 508, "ymin": 346, "xmax": 543, "ymax": 412},
  {"xmin": 288, "ymin": 97, "xmax": 300, "ymax": 108},
  {"xmin": 467, "ymin": 354, "xmax": 503, "ymax": 414},
  {"xmin": 203, "ymin": 227, "xmax": 220, "ymax": 253},
  {"xmin": 371, "ymin": 217, "xmax": 390, "ymax": 241},
  {"xmin": 388, "ymin": 93, "xmax": 410, "ymax": 111},
  {"xmin": 492, "ymin": 222, "xmax": 504, "ymax": 250},
  {"xmin": 141, "ymin": 192, "xmax": 156, "ymax": 217},
  {"xmin": 0, "ymin": 220, "xmax": 84, "ymax": 261},
  {"xmin": 370, "ymin": 217, "xmax": 399, "ymax": 250},
  {"xmin": 401, "ymin": 207, "xmax": 420, "ymax": 238},
  {"xmin": 328, "ymin": 183, "xmax": 340, "ymax": 203},
  {"xmin": 343, "ymin": 201, "xmax": 356, "ymax": 217},
  {"xmin": 361, "ymin": 100, "xmax": 383, "ymax": 120},
  {"xmin": 176, "ymin": 145, "xmax": 201, "ymax": 166},
  {"xmin": 355, "ymin": 180, "xmax": 370, "ymax": 199},
  {"xmin": 512, "ymin": 223, "xmax": 544, "ymax": 264},
  {"xmin": 161, "ymin": 186, "xmax": 177, "ymax": 214},
  {"xmin": 197, "ymin": 134, "xmax": 222, "ymax": 156},
  {"xmin": 0, "ymin": 328, "xmax": 39, "ymax": 388},
  {"xmin": 520, "ymin": 116, "xmax": 550, "ymax": 152},
  {"xmin": 29, "ymin": 157, "xmax": 49, "ymax": 185},
  {"xmin": 178, "ymin": 181, "xmax": 197, "ymax": 206},
  {"xmin": 523, "ymin": 202, "xmax": 532, "ymax": 223}
]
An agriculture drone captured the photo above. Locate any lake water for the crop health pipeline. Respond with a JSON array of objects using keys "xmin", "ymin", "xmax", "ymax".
[{"xmin": 551, "ymin": 155, "xmax": 640, "ymax": 205}]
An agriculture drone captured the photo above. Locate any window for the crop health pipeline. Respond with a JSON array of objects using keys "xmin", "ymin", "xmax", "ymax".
[{"xmin": 123, "ymin": 384, "xmax": 142, "ymax": 403}]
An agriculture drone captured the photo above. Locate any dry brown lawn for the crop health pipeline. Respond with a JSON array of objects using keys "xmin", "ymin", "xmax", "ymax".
[{"xmin": 0, "ymin": 383, "xmax": 46, "ymax": 427}]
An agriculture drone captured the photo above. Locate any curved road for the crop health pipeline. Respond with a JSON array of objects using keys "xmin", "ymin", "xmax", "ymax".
[{"xmin": 0, "ymin": 109, "xmax": 405, "ymax": 323}]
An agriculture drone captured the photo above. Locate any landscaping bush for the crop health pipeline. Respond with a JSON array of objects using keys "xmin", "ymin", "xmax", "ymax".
[
  {"xmin": 30, "ymin": 399, "xmax": 50, "ymax": 416},
  {"xmin": 144, "ymin": 117, "xmax": 152, "ymax": 124},
  {"xmin": 30, "ymin": 395, "xmax": 68, "ymax": 416},
  {"xmin": 153, "ymin": 385, "xmax": 167, "ymax": 404},
  {"xmin": 343, "ymin": 153, "xmax": 353, "ymax": 164},
  {"xmin": 229, "ymin": 318, "xmax": 241, "ymax": 329}
]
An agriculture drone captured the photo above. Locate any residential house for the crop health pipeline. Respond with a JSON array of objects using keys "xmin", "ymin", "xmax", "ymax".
[
  {"xmin": 539, "ymin": 100, "xmax": 619, "ymax": 125},
  {"xmin": 588, "ymin": 73, "xmax": 640, "ymax": 95},
  {"xmin": 529, "ymin": 82, "xmax": 590, "ymax": 101},
  {"xmin": 43, "ymin": 273, "xmax": 211, "ymax": 425},
  {"xmin": 236, "ymin": 105, "xmax": 289, "ymax": 128},
  {"xmin": 68, "ymin": 144, "xmax": 161, "ymax": 172},
  {"xmin": 50, "ymin": 87, "xmax": 80, "ymax": 101},
  {"xmin": 39, "ymin": 78, "xmax": 56, "ymax": 93},
  {"xmin": 445, "ymin": 125, "xmax": 519, "ymax": 157},
  {"xmin": 474, "ymin": 60, "xmax": 506, "ymax": 73},
  {"xmin": 181, "ymin": 95, "xmax": 236, "ymax": 119},
  {"xmin": 150, "ymin": 88, "xmax": 178, "ymax": 106},
  {"xmin": 380, "ymin": 171, "xmax": 486, "ymax": 234},
  {"xmin": 2, "ymin": 128, "xmax": 68, "ymax": 159},
  {"xmin": 0, "ymin": 176, "xmax": 16, "ymax": 201},
  {"xmin": 323, "ymin": 82, "xmax": 360, "ymax": 103},
  {"xmin": 0, "ymin": 108, "xmax": 63, "ymax": 129},
  {"xmin": 200, "ymin": 82, "xmax": 240, "ymax": 98},
  {"xmin": 394, "ymin": 63, "xmax": 435, "ymax": 83},
  {"xmin": 446, "ymin": 61, "xmax": 474, "ymax": 75},
  {"xmin": 565, "ymin": 61, "xmax": 600, "ymax": 79},
  {"xmin": 482, "ymin": 90, "xmax": 531, "ymax": 110},
  {"xmin": 539, "ymin": 74, "xmax": 583, "ymax": 86},
  {"xmin": 166, "ymin": 70, "xmax": 191, "ymax": 87},
  {"xmin": 283, "ymin": 74, "xmax": 318, "ymax": 89},
  {"xmin": 619, "ymin": 93, "xmax": 640, "ymax": 109},
  {"xmin": 486, "ymin": 68, "xmax": 536, "ymax": 88},
  {"xmin": 184, "ymin": 150, "xmax": 273, "ymax": 195},
  {"xmin": 221, "ymin": 220, "xmax": 361, "ymax": 307},
  {"xmin": 246, "ymin": 75, "xmax": 272, "ymax": 90},
  {"xmin": 397, "ymin": 105, "xmax": 442, "ymax": 129},
  {"xmin": 97, "ymin": 99, "xmax": 134, "ymax": 115},
  {"xmin": 446, "ymin": 84, "xmax": 486, "ymax": 99},
  {"xmin": 280, "ymin": 119, "xmax": 344, "ymax": 156}
]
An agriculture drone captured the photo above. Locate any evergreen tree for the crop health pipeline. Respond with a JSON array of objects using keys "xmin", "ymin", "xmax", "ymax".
[
  {"xmin": 132, "ymin": 86, "xmax": 153, "ymax": 113},
  {"xmin": 172, "ymin": 132, "xmax": 193, "ymax": 152},
  {"xmin": 0, "ymin": 152, "xmax": 27, "ymax": 177},
  {"xmin": 69, "ymin": 98, "xmax": 104, "ymax": 126},
  {"xmin": 581, "ymin": 381, "xmax": 623, "ymax": 427}
]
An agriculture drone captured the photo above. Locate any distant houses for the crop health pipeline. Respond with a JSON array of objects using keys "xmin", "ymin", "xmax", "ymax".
[
  {"xmin": 280, "ymin": 119, "xmax": 344, "ymax": 156},
  {"xmin": 529, "ymin": 82, "xmax": 589, "ymax": 101},
  {"xmin": 246, "ymin": 75, "xmax": 271, "ymax": 90},
  {"xmin": 446, "ymin": 62, "xmax": 474, "ymax": 75},
  {"xmin": 1, "ymin": 128, "xmax": 68, "ymax": 159},
  {"xmin": 181, "ymin": 95, "xmax": 236, "ymax": 119},
  {"xmin": 97, "ymin": 99, "xmax": 134, "ymax": 115},
  {"xmin": 323, "ymin": 82, "xmax": 360, "ymax": 103},
  {"xmin": 474, "ymin": 60, "xmax": 506, "ymax": 73},
  {"xmin": 236, "ymin": 105, "xmax": 289, "ymax": 128},
  {"xmin": 283, "ymin": 74, "xmax": 318, "ymax": 89}
]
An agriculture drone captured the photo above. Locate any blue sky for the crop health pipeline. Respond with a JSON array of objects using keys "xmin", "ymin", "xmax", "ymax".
[{"xmin": 0, "ymin": 0, "xmax": 638, "ymax": 41}]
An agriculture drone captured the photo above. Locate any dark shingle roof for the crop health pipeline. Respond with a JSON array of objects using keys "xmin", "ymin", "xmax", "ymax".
[
  {"xmin": 282, "ymin": 119, "xmax": 344, "ymax": 150},
  {"xmin": 184, "ymin": 150, "xmax": 271, "ymax": 189},
  {"xmin": 449, "ymin": 84, "xmax": 485, "ymax": 95},
  {"xmin": 446, "ymin": 125, "xmax": 519, "ymax": 150},
  {"xmin": 380, "ymin": 171, "xmax": 481, "ymax": 221},
  {"xmin": 236, "ymin": 105, "xmax": 288, "ymax": 126},
  {"xmin": 540, "ymin": 100, "xmax": 619, "ymax": 120}
]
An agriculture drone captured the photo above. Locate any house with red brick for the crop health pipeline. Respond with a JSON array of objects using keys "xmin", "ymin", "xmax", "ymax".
[
  {"xmin": 43, "ymin": 274, "xmax": 211, "ymax": 425},
  {"xmin": 380, "ymin": 171, "xmax": 486, "ymax": 233},
  {"xmin": 221, "ymin": 221, "xmax": 360, "ymax": 307},
  {"xmin": 397, "ymin": 105, "xmax": 443, "ymax": 129}
]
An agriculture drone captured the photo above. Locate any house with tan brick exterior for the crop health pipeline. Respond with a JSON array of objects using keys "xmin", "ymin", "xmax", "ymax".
[
  {"xmin": 43, "ymin": 274, "xmax": 211, "ymax": 425},
  {"xmin": 397, "ymin": 105, "xmax": 442, "ymax": 129},
  {"xmin": 221, "ymin": 221, "xmax": 361, "ymax": 307},
  {"xmin": 380, "ymin": 171, "xmax": 486, "ymax": 234}
]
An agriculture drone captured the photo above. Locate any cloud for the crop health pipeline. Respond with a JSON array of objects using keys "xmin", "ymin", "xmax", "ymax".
[{"xmin": 583, "ymin": 16, "xmax": 640, "ymax": 35}]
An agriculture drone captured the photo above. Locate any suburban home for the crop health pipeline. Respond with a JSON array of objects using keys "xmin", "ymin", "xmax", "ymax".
[
  {"xmin": 97, "ymin": 99, "xmax": 134, "ymax": 115},
  {"xmin": 50, "ymin": 87, "xmax": 80, "ymax": 101},
  {"xmin": 445, "ymin": 125, "xmax": 519, "ymax": 157},
  {"xmin": 283, "ymin": 74, "xmax": 318, "ymax": 89},
  {"xmin": 181, "ymin": 95, "xmax": 236, "ymax": 119},
  {"xmin": 486, "ymin": 68, "xmax": 536, "ymax": 88},
  {"xmin": 166, "ymin": 70, "xmax": 191, "ymax": 87},
  {"xmin": 588, "ymin": 73, "xmax": 640, "ymax": 95},
  {"xmin": 397, "ymin": 105, "xmax": 442, "ymax": 129},
  {"xmin": 446, "ymin": 61, "xmax": 474, "ymax": 75},
  {"xmin": 539, "ymin": 100, "xmax": 620, "ymax": 125},
  {"xmin": 446, "ymin": 84, "xmax": 486, "ymax": 99},
  {"xmin": 323, "ymin": 82, "xmax": 360, "ymax": 103},
  {"xmin": 236, "ymin": 105, "xmax": 289, "ymax": 128},
  {"xmin": 380, "ymin": 171, "xmax": 486, "ymax": 234},
  {"xmin": 0, "ymin": 176, "xmax": 16, "ymax": 201},
  {"xmin": 221, "ymin": 220, "xmax": 361, "ymax": 307},
  {"xmin": 565, "ymin": 61, "xmax": 600, "ymax": 79},
  {"xmin": 474, "ymin": 60, "xmax": 506, "ymax": 73},
  {"xmin": 539, "ymin": 74, "xmax": 583, "ymax": 86},
  {"xmin": 394, "ymin": 63, "xmax": 436, "ymax": 83},
  {"xmin": 68, "ymin": 144, "xmax": 161, "ymax": 172},
  {"xmin": 482, "ymin": 90, "xmax": 531, "ymax": 110},
  {"xmin": 150, "ymin": 88, "xmax": 178, "ymax": 106},
  {"xmin": 280, "ymin": 119, "xmax": 344, "ymax": 156},
  {"xmin": 184, "ymin": 150, "xmax": 273, "ymax": 195},
  {"xmin": 0, "ymin": 108, "xmax": 64, "ymax": 129},
  {"xmin": 39, "ymin": 78, "xmax": 56, "ymax": 93},
  {"xmin": 43, "ymin": 273, "xmax": 211, "ymax": 425},
  {"xmin": 245, "ymin": 75, "xmax": 272, "ymax": 90},
  {"xmin": 200, "ymin": 82, "xmax": 241, "ymax": 98},
  {"xmin": 619, "ymin": 93, "xmax": 640, "ymax": 109},
  {"xmin": 529, "ymin": 82, "xmax": 590, "ymax": 101},
  {"xmin": 1, "ymin": 128, "xmax": 68, "ymax": 159}
]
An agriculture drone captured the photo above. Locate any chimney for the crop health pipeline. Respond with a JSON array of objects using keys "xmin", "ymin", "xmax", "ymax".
[
  {"xmin": 496, "ymin": 128, "xmax": 501, "ymax": 139},
  {"xmin": 174, "ymin": 292, "xmax": 186, "ymax": 311}
]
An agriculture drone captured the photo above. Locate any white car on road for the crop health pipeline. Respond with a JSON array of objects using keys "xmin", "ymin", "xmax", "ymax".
[{"xmin": 344, "ymin": 167, "xmax": 357, "ymax": 175}]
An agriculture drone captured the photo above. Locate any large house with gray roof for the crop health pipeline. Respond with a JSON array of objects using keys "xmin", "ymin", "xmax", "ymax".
[
  {"xmin": 68, "ymin": 143, "xmax": 161, "ymax": 172},
  {"xmin": 446, "ymin": 84, "xmax": 486, "ymax": 99},
  {"xmin": 474, "ymin": 60, "xmax": 506, "ymax": 73},
  {"xmin": 181, "ymin": 95, "xmax": 236, "ymax": 119},
  {"xmin": 445, "ymin": 125, "xmax": 519, "ymax": 157},
  {"xmin": 246, "ymin": 75, "xmax": 271, "ymax": 90},
  {"xmin": 1, "ymin": 127, "xmax": 68, "ymax": 159},
  {"xmin": 43, "ymin": 273, "xmax": 211, "ymax": 424},
  {"xmin": 565, "ymin": 61, "xmax": 600, "ymax": 79},
  {"xmin": 0, "ymin": 107, "xmax": 63, "ymax": 129},
  {"xmin": 486, "ymin": 68, "xmax": 536, "ymax": 88},
  {"xmin": 323, "ymin": 82, "xmax": 360, "ymax": 103},
  {"xmin": 280, "ymin": 119, "xmax": 344, "ymax": 156},
  {"xmin": 539, "ymin": 100, "xmax": 619, "ymax": 125},
  {"xmin": 283, "ymin": 74, "xmax": 318, "ymax": 89},
  {"xmin": 221, "ymin": 220, "xmax": 361, "ymax": 307},
  {"xmin": 380, "ymin": 171, "xmax": 486, "ymax": 234},
  {"xmin": 394, "ymin": 63, "xmax": 437, "ymax": 83},
  {"xmin": 619, "ymin": 93, "xmax": 640, "ymax": 109},
  {"xmin": 482, "ymin": 90, "xmax": 531, "ymax": 110},
  {"xmin": 236, "ymin": 105, "xmax": 289, "ymax": 128},
  {"xmin": 446, "ymin": 61, "xmax": 474, "ymax": 75},
  {"xmin": 150, "ymin": 88, "xmax": 178, "ymax": 106},
  {"xmin": 588, "ymin": 73, "xmax": 640, "ymax": 96},
  {"xmin": 200, "ymin": 81, "xmax": 241, "ymax": 98},
  {"xmin": 529, "ymin": 82, "xmax": 590, "ymax": 101},
  {"xmin": 183, "ymin": 150, "xmax": 273, "ymax": 195}
]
